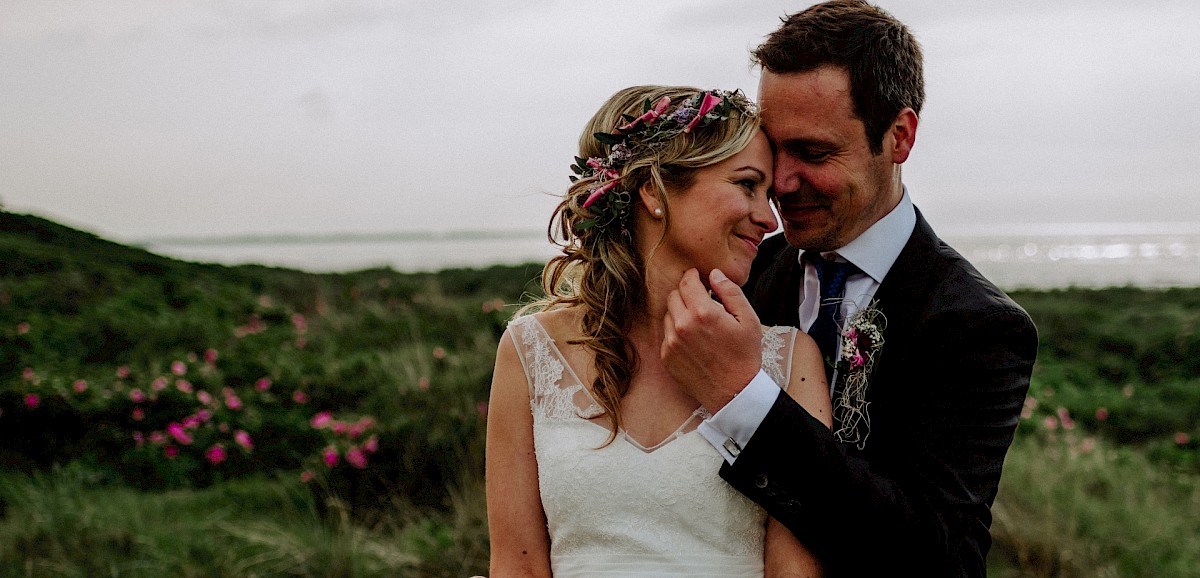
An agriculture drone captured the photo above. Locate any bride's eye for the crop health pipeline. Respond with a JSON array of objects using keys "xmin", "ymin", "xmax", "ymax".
[{"xmin": 738, "ymin": 179, "xmax": 760, "ymax": 196}]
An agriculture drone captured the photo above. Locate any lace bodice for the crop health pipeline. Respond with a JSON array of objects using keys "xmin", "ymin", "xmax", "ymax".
[{"xmin": 508, "ymin": 315, "xmax": 799, "ymax": 577}]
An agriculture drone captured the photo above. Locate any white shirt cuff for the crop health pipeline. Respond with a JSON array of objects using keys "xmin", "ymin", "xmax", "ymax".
[{"xmin": 698, "ymin": 369, "xmax": 782, "ymax": 464}]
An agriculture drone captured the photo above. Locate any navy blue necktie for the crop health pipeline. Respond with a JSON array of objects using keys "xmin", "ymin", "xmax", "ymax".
[{"xmin": 805, "ymin": 252, "xmax": 861, "ymax": 381}]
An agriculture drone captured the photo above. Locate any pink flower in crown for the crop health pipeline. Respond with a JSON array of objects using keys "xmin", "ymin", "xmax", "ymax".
[
  {"xmin": 151, "ymin": 377, "xmax": 168, "ymax": 392},
  {"xmin": 582, "ymin": 180, "xmax": 621, "ymax": 209},
  {"xmin": 299, "ymin": 470, "xmax": 315, "ymax": 483},
  {"xmin": 116, "ymin": 366, "xmax": 130, "ymax": 379},
  {"xmin": 1176, "ymin": 432, "xmax": 1191, "ymax": 446},
  {"xmin": 331, "ymin": 421, "xmax": 347, "ymax": 435},
  {"xmin": 22, "ymin": 367, "xmax": 35, "ymax": 382},
  {"xmin": 167, "ymin": 422, "xmax": 193, "ymax": 445},
  {"xmin": 322, "ymin": 446, "xmax": 339, "ymax": 468},
  {"xmin": 24, "ymin": 393, "xmax": 39, "ymax": 409},
  {"xmin": 364, "ymin": 435, "xmax": 379, "ymax": 453},
  {"xmin": 684, "ymin": 92, "xmax": 723, "ymax": 133},
  {"xmin": 255, "ymin": 377, "xmax": 272, "ymax": 392},
  {"xmin": 1095, "ymin": 407, "xmax": 1109, "ymax": 422},
  {"xmin": 132, "ymin": 431, "xmax": 145, "ymax": 446},
  {"xmin": 197, "ymin": 409, "xmax": 213, "ymax": 422},
  {"xmin": 234, "ymin": 430, "xmax": 253, "ymax": 451},
  {"xmin": 616, "ymin": 95, "xmax": 672, "ymax": 132},
  {"xmin": 16, "ymin": 321, "xmax": 30, "ymax": 335},
  {"xmin": 292, "ymin": 390, "xmax": 309, "ymax": 404},
  {"xmin": 129, "ymin": 388, "xmax": 146, "ymax": 403},
  {"xmin": 149, "ymin": 431, "xmax": 167, "ymax": 445},
  {"xmin": 196, "ymin": 390, "xmax": 214, "ymax": 406},
  {"xmin": 171, "ymin": 361, "xmax": 187, "ymax": 376},
  {"xmin": 292, "ymin": 313, "xmax": 308, "ymax": 334},
  {"xmin": 73, "ymin": 379, "xmax": 89, "ymax": 393},
  {"xmin": 176, "ymin": 379, "xmax": 193, "ymax": 394},
  {"xmin": 204, "ymin": 348, "xmax": 218, "ymax": 364},
  {"xmin": 131, "ymin": 407, "xmax": 145, "ymax": 421},
  {"xmin": 182, "ymin": 415, "xmax": 201, "ymax": 429},
  {"xmin": 205, "ymin": 444, "xmax": 227, "ymax": 465},
  {"xmin": 346, "ymin": 447, "xmax": 368, "ymax": 469},
  {"xmin": 164, "ymin": 445, "xmax": 179, "ymax": 458}
]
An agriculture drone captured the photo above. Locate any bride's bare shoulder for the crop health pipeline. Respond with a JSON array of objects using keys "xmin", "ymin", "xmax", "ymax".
[{"xmin": 520, "ymin": 306, "xmax": 585, "ymax": 342}]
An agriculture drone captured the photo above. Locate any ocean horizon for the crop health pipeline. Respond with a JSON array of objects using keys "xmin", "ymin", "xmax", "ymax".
[{"xmin": 137, "ymin": 223, "xmax": 1200, "ymax": 290}]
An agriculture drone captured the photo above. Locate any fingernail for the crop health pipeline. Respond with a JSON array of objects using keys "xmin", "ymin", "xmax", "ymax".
[{"xmin": 711, "ymin": 269, "xmax": 728, "ymax": 283}]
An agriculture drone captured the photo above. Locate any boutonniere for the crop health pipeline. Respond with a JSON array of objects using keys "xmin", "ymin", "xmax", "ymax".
[{"xmin": 833, "ymin": 301, "xmax": 886, "ymax": 450}]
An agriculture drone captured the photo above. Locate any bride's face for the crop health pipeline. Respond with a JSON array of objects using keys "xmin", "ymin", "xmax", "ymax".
[{"xmin": 656, "ymin": 131, "xmax": 777, "ymax": 286}]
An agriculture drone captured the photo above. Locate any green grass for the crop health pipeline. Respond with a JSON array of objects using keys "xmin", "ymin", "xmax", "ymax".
[{"xmin": 1, "ymin": 211, "xmax": 1197, "ymax": 575}]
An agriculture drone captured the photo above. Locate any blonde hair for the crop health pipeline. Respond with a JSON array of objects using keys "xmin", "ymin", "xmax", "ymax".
[{"xmin": 524, "ymin": 85, "xmax": 760, "ymax": 444}]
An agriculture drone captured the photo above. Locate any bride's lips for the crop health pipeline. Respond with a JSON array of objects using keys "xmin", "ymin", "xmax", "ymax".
[{"xmin": 735, "ymin": 233, "xmax": 763, "ymax": 253}]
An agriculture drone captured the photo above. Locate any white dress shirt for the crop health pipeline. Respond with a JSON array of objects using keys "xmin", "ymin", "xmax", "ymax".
[{"xmin": 698, "ymin": 188, "xmax": 917, "ymax": 462}]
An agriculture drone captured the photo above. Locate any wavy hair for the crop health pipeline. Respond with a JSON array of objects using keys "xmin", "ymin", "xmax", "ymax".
[{"xmin": 521, "ymin": 85, "xmax": 760, "ymax": 444}]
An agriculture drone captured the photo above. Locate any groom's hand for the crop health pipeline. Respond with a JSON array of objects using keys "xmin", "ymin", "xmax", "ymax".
[{"xmin": 662, "ymin": 268, "xmax": 763, "ymax": 413}]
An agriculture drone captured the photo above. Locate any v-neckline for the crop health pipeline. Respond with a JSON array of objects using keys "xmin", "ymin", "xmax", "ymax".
[{"xmin": 533, "ymin": 317, "xmax": 707, "ymax": 454}]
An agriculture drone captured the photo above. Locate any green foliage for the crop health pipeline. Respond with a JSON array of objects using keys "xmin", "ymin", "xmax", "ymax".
[{"xmin": 1, "ymin": 212, "xmax": 1196, "ymax": 574}]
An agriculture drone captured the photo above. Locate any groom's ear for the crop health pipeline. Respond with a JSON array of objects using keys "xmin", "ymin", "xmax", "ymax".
[{"xmin": 889, "ymin": 107, "xmax": 918, "ymax": 164}]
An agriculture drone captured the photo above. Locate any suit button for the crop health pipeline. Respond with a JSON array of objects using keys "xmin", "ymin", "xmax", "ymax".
[{"xmin": 755, "ymin": 474, "xmax": 769, "ymax": 489}]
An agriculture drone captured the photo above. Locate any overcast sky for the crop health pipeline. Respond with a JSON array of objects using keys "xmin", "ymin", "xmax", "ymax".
[{"xmin": 2, "ymin": 0, "xmax": 1198, "ymax": 242}]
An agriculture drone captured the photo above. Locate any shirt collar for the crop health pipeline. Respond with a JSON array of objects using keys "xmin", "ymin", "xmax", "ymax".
[{"xmin": 799, "ymin": 187, "xmax": 916, "ymax": 284}]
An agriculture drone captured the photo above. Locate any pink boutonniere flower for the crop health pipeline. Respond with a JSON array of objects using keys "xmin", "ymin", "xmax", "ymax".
[{"xmin": 833, "ymin": 302, "xmax": 886, "ymax": 450}]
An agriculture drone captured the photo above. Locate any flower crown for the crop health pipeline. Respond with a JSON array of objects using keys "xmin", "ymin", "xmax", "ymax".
[{"xmin": 568, "ymin": 89, "xmax": 755, "ymax": 236}]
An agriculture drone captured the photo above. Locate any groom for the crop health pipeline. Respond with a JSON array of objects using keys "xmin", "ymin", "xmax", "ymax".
[{"xmin": 661, "ymin": 1, "xmax": 1037, "ymax": 575}]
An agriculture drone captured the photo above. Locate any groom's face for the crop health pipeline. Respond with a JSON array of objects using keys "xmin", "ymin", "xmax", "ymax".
[{"xmin": 758, "ymin": 66, "xmax": 903, "ymax": 252}]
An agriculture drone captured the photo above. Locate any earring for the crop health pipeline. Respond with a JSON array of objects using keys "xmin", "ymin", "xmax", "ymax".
[{"xmin": 653, "ymin": 208, "xmax": 663, "ymax": 217}]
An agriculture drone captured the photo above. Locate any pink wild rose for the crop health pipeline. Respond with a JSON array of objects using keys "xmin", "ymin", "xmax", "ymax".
[
  {"xmin": 255, "ymin": 377, "xmax": 272, "ymax": 391},
  {"xmin": 311, "ymin": 411, "xmax": 334, "ymax": 429},
  {"xmin": 322, "ymin": 447, "xmax": 339, "ymax": 468},
  {"xmin": 346, "ymin": 447, "xmax": 368, "ymax": 469},
  {"xmin": 24, "ymin": 393, "xmax": 39, "ymax": 409},
  {"xmin": 167, "ymin": 422, "xmax": 193, "ymax": 445},
  {"xmin": 205, "ymin": 444, "xmax": 227, "ymax": 465},
  {"xmin": 171, "ymin": 361, "xmax": 187, "ymax": 376},
  {"xmin": 73, "ymin": 379, "xmax": 88, "ymax": 393},
  {"xmin": 234, "ymin": 430, "xmax": 253, "ymax": 451}
]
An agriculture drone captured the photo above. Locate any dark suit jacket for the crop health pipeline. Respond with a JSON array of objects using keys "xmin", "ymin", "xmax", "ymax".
[{"xmin": 724, "ymin": 209, "xmax": 1037, "ymax": 577}]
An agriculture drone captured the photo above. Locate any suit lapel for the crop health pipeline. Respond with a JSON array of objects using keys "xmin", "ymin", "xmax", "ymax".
[
  {"xmin": 748, "ymin": 236, "xmax": 803, "ymax": 327},
  {"xmin": 870, "ymin": 210, "xmax": 940, "ymax": 384}
]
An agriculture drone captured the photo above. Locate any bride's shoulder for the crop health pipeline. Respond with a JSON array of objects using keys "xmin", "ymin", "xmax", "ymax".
[{"xmin": 512, "ymin": 306, "xmax": 584, "ymax": 342}]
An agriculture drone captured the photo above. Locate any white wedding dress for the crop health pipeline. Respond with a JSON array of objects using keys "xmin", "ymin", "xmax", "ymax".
[{"xmin": 508, "ymin": 315, "xmax": 799, "ymax": 577}]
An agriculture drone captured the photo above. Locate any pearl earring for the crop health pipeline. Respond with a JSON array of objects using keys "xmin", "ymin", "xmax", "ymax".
[{"xmin": 653, "ymin": 208, "xmax": 663, "ymax": 217}]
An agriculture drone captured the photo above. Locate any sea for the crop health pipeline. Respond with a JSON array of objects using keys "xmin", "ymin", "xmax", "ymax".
[{"xmin": 139, "ymin": 223, "xmax": 1200, "ymax": 290}]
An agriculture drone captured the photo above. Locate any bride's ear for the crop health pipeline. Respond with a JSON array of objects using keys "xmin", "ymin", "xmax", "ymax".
[{"xmin": 638, "ymin": 181, "xmax": 665, "ymax": 219}]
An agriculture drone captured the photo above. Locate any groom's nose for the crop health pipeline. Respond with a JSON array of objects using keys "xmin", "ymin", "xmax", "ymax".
[{"xmin": 772, "ymin": 152, "xmax": 804, "ymax": 196}]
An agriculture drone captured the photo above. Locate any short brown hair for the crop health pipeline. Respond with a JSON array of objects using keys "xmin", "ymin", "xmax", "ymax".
[{"xmin": 753, "ymin": 0, "xmax": 924, "ymax": 154}]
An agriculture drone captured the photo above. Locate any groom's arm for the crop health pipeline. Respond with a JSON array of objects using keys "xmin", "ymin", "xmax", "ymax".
[{"xmin": 721, "ymin": 305, "xmax": 1038, "ymax": 577}]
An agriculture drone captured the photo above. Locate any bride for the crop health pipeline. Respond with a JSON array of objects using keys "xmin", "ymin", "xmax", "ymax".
[{"xmin": 486, "ymin": 85, "xmax": 832, "ymax": 577}]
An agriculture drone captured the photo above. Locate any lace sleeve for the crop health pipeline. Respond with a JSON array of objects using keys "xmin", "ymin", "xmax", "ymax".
[
  {"xmin": 507, "ymin": 315, "xmax": 602, "ymax": 421},
  {"xmin": 761, "ymin": 326, "xmax": 799, "ymax": 391}
]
